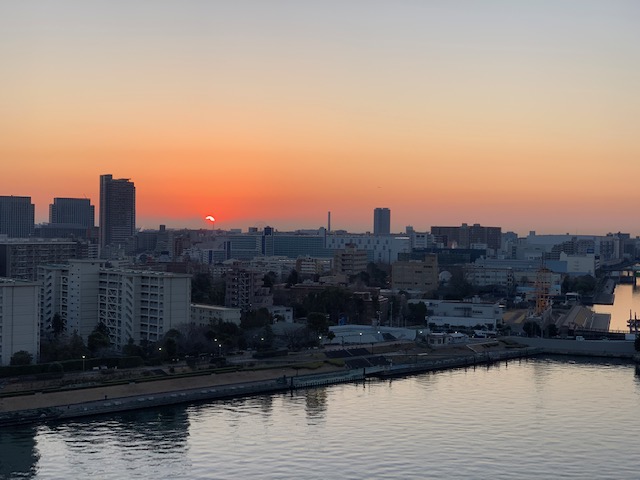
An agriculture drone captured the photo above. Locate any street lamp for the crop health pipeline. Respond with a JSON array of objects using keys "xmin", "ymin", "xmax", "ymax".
[
  {"xmin": 218, "ymin": 343, "xmax": 222, "ymax": 356},
  {"xmin": 82, "ymin": 355, "xmax": 85, "ymax": 372},
  {"xmin": 359, "ymin": 332, "xmax": 363, "ymax": 345}
]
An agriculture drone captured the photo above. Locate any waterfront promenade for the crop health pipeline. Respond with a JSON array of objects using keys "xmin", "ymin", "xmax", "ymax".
[
  {"xmin": 0, "ymin": 341, "xmax": 536, "ymax": 424},
  {"xmin": 1, "ymin": 335, "xmax": 631, "ymax": 426},
  {"xmin": 0, "ymin": 363, "xmax": 342, "ymax": 414}
]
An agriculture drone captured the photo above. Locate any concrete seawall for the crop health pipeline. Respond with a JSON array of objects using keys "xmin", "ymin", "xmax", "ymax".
[
  {"xmin": 375, "ymin": 347, "xmax": 541, "ymax": 378},
  {"xmin": 0, "ymin": 369, "xmax": 367, "ymax": 427},
  {"xmin": 509, "ymin": 336, "xmax": 636, "ymax": 358}
]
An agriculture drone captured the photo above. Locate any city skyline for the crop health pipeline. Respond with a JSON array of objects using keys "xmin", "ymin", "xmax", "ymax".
[
  {"xmin": 4, "ymin": 175, "xmax": 639, "ymax": 238},
  {"xmin": 2, "ymin": 2, "xmax": 639, "ymax": 235}
]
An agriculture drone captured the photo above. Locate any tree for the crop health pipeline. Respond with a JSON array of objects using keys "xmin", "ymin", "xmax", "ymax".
[
  {"xmin": 286, "ymin": 269, "xmax": 299, "ymax": 287},
  {"xmin": 68, "ymin": 331, "xmax": 88, "ymax": 358},
  {"xmin": 307, "ymin": 312, "xmax": 330, "ymax": 336},
  {"xmin": 51, "ymin": 313, "xmax": 65, "ymax": 338},
  {"xmin": 163, "ymin": 337, "xmax": 178, "ymax": 360},
  {"xmin": 367, "ymin": 262, "xmax": 389, "ymax": 288},
  {"xmin": 10, "ymin": 350, "xmax": 33, "ymax": 366},
  {"xmin": 191, "ymin": 273, "xmax": 226, "ymax": 305},
  {"xmin": 406, "ymin": 302, "xmax": 428, "ymax": 326},
  {"xmin": 447, "ymin": 268, "xmax": 474, "ymax": 300},
  {"xmin": 562, "ymin": 274, "xmax": 596, "ymax": 296},
  {"xmin": 262, "ymin": 271, "xmax": 277, "ymax": 289},
  {"xmin": 241, "ymin": 308, "xmax": 273, "ymax": 329},
  {"xmin": 88, "ymin": 322, "xmax": 111, "ymax": 355}
]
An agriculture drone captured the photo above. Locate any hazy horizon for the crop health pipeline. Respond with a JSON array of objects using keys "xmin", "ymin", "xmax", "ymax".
[{"xmin": 2, "ymin": 1, "xmax": 638, "ymax": 236}]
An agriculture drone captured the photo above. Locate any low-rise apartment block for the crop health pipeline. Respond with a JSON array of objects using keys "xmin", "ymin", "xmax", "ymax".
[{"xmin": 191, "ymin": 304, "xmax": 242, "ymax": 326}]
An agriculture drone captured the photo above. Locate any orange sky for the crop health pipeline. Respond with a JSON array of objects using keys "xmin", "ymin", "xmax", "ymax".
[{"xmin": 1, "ymin": 1, "xmax": 639, "ymax": 235}]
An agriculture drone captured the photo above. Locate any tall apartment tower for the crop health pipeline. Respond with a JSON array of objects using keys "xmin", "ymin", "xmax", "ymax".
[
  {"xmin": 99, "ymin": 174, "xmax": 136, "ymax": 252},
  {"xmin": 0, "ymin": 196, "xmax": 35, "ymax": 238},
  {"xmin": 373, "ymin": 207, "xmax": 391, "ymax": 235}
]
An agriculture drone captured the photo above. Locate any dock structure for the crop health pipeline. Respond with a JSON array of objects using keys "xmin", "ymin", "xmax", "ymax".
[{"xmin": 618, "ymin": 266, "xmax": 640, "ymax": 286}]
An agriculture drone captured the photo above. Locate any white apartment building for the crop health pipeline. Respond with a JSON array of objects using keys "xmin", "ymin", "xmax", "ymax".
[
  {"xmin": 40, "ymin": 260, "xmax": 191, "ymax": 350},
  {"xmin": 39, "ymin": 260, "xmax": 105, "ymax": 339},
  {"xmin": 0, "ymin": 278, "xmax": 40, "ymax": 365},
  {"xmin": 191, "ymin": 304, "xmax": 242, "ymax": 326},
  {"xmin": 99, "ymin": 269, "xmax": 191, "ymax": 349}
]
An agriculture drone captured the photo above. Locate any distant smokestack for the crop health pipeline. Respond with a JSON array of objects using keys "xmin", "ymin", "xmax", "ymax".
[{"xmin": 328, "ymin": 211, "xmax": 331, "ymax": 232}]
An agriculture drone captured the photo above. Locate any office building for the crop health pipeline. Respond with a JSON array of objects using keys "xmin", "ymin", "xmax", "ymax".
[
  {"xmin": 0, "ymin": 278, "xmax": 40, "ymax": 365},
  {"xmin": 49, "ymin": 198, "xmax": 95, "ymax": 228},
  {"xmin": 373, "ymin": 208, "xmax": 391, "ymax": 235},
  {"xmin": 99, "ymin": 174, "xmax": 136, "ymax": 253},
  {"xmin": 0, "ymin": 196, "xmax": 35, "ymax": 238}
]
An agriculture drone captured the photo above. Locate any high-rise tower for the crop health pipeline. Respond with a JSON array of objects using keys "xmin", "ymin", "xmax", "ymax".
[
  {"xmin": 99, "ymin": 174, "xmax": 135, "ymax": 252},
  {"xmin": 373, "ymin": 207, "xmax": 391, "ymax": 235}
]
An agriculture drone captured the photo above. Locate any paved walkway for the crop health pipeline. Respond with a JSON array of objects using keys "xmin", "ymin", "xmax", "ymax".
[{"xmin": 0, "ymin": 365, "xmax": 341, "ymax": 413}]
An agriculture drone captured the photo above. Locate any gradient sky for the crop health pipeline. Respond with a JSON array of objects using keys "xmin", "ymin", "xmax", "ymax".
[{"xmin": 1, "ymin": 1, "xmax": 639, "ymax": 235}]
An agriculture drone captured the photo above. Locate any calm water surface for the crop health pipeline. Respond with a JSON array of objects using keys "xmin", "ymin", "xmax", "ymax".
[
  {"xmin": 2, "ymin": 357, "xmax": 640, "ymax": 479},
  {"xmin": 593, "ymin": 282, "xmax": 640, "ymax": 331}
]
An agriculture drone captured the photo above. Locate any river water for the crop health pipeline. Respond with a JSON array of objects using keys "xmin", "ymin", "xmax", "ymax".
[
  {"xmin": 593, "ymin": 283, "xmax": 640, "ymax": 332},
  {"xmin": 2, "ymin": 357, "xmax": 640, "ymax": 479}
]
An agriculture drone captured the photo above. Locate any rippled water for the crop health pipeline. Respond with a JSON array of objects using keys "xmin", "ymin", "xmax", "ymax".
[{"xmin": 2, "ymin": 357, "xmax": 640, "ymax": 479}]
